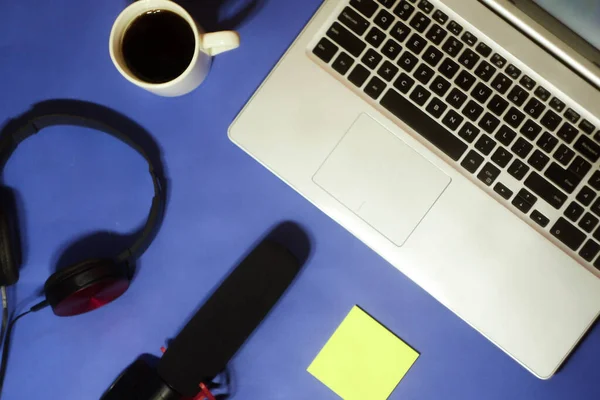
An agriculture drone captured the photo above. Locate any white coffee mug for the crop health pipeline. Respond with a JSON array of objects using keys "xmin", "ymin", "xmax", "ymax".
[{"xmin": 109, "ymin": 0, "xmax": 240, "ymax": 97}]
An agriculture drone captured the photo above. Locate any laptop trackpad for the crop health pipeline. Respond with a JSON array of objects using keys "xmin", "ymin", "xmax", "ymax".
[{"xmin": 313, "ymin": 114, "xmax": 451, "ymax": 246}]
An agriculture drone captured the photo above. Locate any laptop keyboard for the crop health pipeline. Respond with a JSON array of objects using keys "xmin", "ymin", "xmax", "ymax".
[{"xmin": 311, "ymin": 0, "xmax": 600, "ymax": 270}]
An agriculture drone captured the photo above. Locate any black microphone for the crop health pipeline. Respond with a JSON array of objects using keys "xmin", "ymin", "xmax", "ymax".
[{"xmin": 102, "ymin": 236, "xmax": 303, "ymax": 399}]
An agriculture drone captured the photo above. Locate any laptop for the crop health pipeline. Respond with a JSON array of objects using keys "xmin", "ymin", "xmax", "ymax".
[{"xmin": 229, "ymin": 0, "xmax": 600, "ymax": 379}]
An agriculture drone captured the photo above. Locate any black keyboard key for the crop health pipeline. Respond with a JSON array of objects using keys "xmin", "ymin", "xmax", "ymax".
[
  {"xmin": 491, "ymin": 146, "xmax": 513, "ymax": 168},
  {"xmin": 425, "ymin": 24, "xmax": 447, "ymax": 45},
  {"xmin": 432, "ymin": 9, "xmax": 449, "ymax": 25},
  {"xmin": 540, "ymin": 110, "xmax": 561, "ymax": 131},
  {"xmin": 394, "ymin": 0, "xmax": 415, "ymax": 21},
  {"xmin": 462, "ymin": 100, "xmax": 484, "ymax": 122},
  {"xmin": 496, "ymin": 125, "xmax": 517, "ymax": 146},
  {"xmin": 506, "ymin": 64, "xmax": 521, "ymax": 79},
  {"xmin": 494, "ymin": 182, "xmax": 514, "ymax": 200},
  {"xmin": 442, "ymin": 37, "xmax": 464, "ymax": 57},
  {"xmin": 377, "ymin": 0, "xmax": 397, "ymax": 8},
  {"xmin": 549, "ymin": 97, "xmax": 566, "ymax": 113},
  {"xmin": 382, "ymin": 39, "xmax": 403, "ymax": 61},
  {"xmin": 458, "ymin": 48, "xmax": 480, "ymax": 70},
  {"xmin": 364, "ymin": 76, "xmax": 387, "ymax": 99},
  {"xmin": 507, "ymin": 85, "xmax": 529, "ymax": 107},
  {"xmin": 332, "ymin": 52, "xmax": 355, "ymax": 75},
  {"xmin": 589, "ymin": 172, "xmax": 600, "ymax": 190},
  {"xmin": 512, "ymin": 137, "xmax": 533, "ymax": 159},
  {"xmin": 374, "ymin": 9, "xmax": 395, "ymax": 30},
  {"xmin": 537, "ymin": 132, "xmax": 559, "ymax": 153},
  {"xmin": 503, "ymin": 107, "xmax": 526, "ymax": 129},
  {"xmin": 579, "ymin": 213, "xmax": 599, "ymax": 233},
  {"xmin": 418, "ymin": 0, "xmax": 434, "ymax": 13},
  {"xmin": 574, "ymin": 135, "xmax": 600, "ymax": 163},
  {"xmin": 339, "ymin": 7, "xmax": 370, "ymax": 35},
  {"xmin": 473, "ymin": 61, "xmax": 495, "ymax": 82},
  {"xmin": 461, "ymin": 150, "xmax": 484, "ymax": 173},
  {"xmin": 577, "ymin": 185, "xmax": 596, "ymax": 206},
  {"xmin": 441, "ymin": 109, "xmax": 464, "ymax": 131},
  {"xmin": 461, "ymin": 31, "xmax": 478, "ymax": 46},
  {"xmin": 565, "ymin": 202, "xmax": 585, "ymax": 222},
  {"xmin": 565, "ymin": 108, "xmax": 581, "ymax": 124},
  {"xmin": 362, "ymin": 49, "xmax": 383, "ymax": 69},
  {"xmin": 557, "ymin": 122, "xmax": 579, "ymax": 144},
  {"xmin": 518, "ymin": 188, "xmax": 537, "ymax": 205},
  {"xmin": 438, "ymin": 58, "xmax": 459, "ymax": 79},
  {"xmin": 472, "ymin": 82, "xmax": 493, "ymax": 103},
  {"xmin": 447, "ymin": 88, "xmax": 467, "ymax": 109},
  {"xmin": 524, "ymin": 98, "xmax": 546, "ymax": 119},
  {"xmin": 380, "ymin": 89, "xmax": 468, "ymax": 160},
  {"xmin": 595, "ymin": 131, "xmax": 600, "ymax": 143},
  {"xmin": 393, "ymin": 72, "xmax": 415, "ymax": 93},
  {"xmin": 553, "ymin": 144, "xmax": 576, "ymax": 166},
  {"xmin": 508, "ymin": 159, "xmax": 530, "ymax": 181},
  {"xmin": 313, "ymin": 38, "xmax": 339, "ymax": 63},
  {"xmin": 390, "ymin": 21, "xmax": 411, "ymax": 43},
  {"xmin": 409, "ymin": 84, "xmax": 432, "ymax": 106},
  {"xmin": 430, "ymin": 75, "xmax": 451, "ymax": 96},
  {"xmin": 550, "ymin": 218, "xmax": 586, "ymax": 251},
  {"xmin": 530, "ymin": 210, "xmax": 550, "ymax": 227},
  {"xmin": 398, "ymin": 51, "xmax": 419, "ymax": 71},
  {"xmin": 351, "ymin": 0, "xmax": 378, "ymax": 18},
  {"xmin": 491, "ymin": 73, "xmax": 512, "ymax": 94},
  {"xmin": 426, "ymin": 97, "xmax": 447, "ymax": 118},
  {"xmin": 524, "ymin": 172, "xmax": 567, "ymax": 209},
  {"xmin": 475, "ymin": 42, "xmax": 492, "ymax": 57},
  {"xmin": 458, "ymin": 122, "xmax": 480, "ymax": 143},
  {"xmin": 454, "ymin": 70, "xmax": 476, "ymax": 91},
  {"xmin": 491, "ymin": 53, "xmax": 507, "ymax": 68},
  {"xmin": 592, "ymin": 198, "xmax": 600, "ymax": 217},
  {"xmin": 534, "ymin": 86, "xmax": 551, "ymax": 102},
  {"xmin": 366, "ymin": 27, "xmax": 386, "ymax": 48},
  {"xmin": 520, "ymin": 75, "xmax": 536, "ymax": 90},
  {"xmin": 406, "ymin": 33, "xmax": 428, "ymax": 54},
  {"xmin": 487, "ymin": 95, "xmax": 509, "ymax": 116},
  {"xmin": 475, "ymin": 134, "xmax": 497, "ymax": 155},
  {"xmin": 447, "ymin": 20, "xmax": 463, "ymax": 36},
  {"xmin": 520, "ymin": 119, "xmax": 542, "ymax": 141},
  {"xmin": 348, "ymin": 64, "xmax": 370, "ymax": 87},
  {"xmin": 568, "ymin": 156, "xmax": 592, "ymax": 178},
  {"xmin": 580, "ymin": 120, "xmax": 596, "ymax": 135},
  {"xmin": 414, "ymin": 63, "xmax": 435, "ymax": 84},
  {"xmin": 528, "ymin": 149, "xmax": 550, "ymax": 171},
  {"xmin": 377, "ymin": 60, "xmax": 399, "ymax": 81},
  {"xmin": 410, "ymin": 11, "xmax": 431, "ymax": 33},
  {"xmin": 512, "ymin": 195, "xmax": 533, "ymax": 213},
  {"xmin": 327, "ymin": 23, "xmax": 367, "ymax": 57},
  {"xmin": 423, "ymin": 45, "xmax": 444, "ymax": 67},
  {"xmin": 479, "ymin": 113, "xmax": 501, "ymax": 134},
  {"xmin": 545, "ymin": 162, "xmax": 582, "ymax": 194},
  {"xmin": 478, "ymin": 162, "xmax": 501, "ymax": 186},
  {"xmin": 579, "ymin": 239, "xmax": 600, "ymax": 262}
]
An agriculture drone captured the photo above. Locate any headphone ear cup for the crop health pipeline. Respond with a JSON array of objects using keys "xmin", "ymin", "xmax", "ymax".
[
  {"xmin": 44, "ymin": 259, "xmax": 130, "ymax": 317},
  {"xmin": 0, "ymin": 204, "xmax": 19, "ymax": 286}
]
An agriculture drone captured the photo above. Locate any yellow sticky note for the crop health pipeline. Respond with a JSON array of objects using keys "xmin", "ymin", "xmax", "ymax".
[{"xmin": 308, "ymin": 306, "xmax": 419, "ymax": 400}]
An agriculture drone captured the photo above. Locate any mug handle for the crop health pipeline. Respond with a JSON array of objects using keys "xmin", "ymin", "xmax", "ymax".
[{"xmin": 201, "ymin": 31, "xmax": 241, "ymax": 56}]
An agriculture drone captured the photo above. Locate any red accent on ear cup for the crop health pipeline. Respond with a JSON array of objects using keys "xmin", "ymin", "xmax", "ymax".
[{"xmin": 44, "ymin": 259, "xmax": 130, "ymax": 317}]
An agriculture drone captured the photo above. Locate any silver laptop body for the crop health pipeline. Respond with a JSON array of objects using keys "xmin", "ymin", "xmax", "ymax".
[{"xmin": 229, "ymin": 0, "xmax": 600, "ymax": 378}]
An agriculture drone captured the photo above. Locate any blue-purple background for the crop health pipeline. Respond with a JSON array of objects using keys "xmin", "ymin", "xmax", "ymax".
[{"xmin": 0, "ymin": 1, "xmax": 598, "ymax": 399}]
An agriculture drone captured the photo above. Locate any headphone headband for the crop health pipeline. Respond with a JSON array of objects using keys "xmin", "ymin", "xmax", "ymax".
[{"xmin": 0, "ymin": 102, "xmax": 166, "ymax": 264}]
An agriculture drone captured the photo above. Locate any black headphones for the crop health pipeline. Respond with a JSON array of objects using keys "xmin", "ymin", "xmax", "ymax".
[{"xmin": 0, "ymin": 101, "xmax": 166, "ymax": 317}]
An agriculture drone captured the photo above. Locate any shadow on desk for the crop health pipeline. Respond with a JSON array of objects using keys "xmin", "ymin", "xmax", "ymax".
[{"xmin": 125, "ymin": 0, "xmax": 265, "ymax": 32}]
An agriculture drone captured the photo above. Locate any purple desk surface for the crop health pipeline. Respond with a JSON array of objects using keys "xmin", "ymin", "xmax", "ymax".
[{"xmin": 0, "ymin": 1, "xmax": 598, "ymax": 399}]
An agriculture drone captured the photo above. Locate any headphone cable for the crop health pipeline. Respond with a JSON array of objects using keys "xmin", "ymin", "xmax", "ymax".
[{"xmin": 0, "ymin": 297, "xmax": 49, "ymax": 398}]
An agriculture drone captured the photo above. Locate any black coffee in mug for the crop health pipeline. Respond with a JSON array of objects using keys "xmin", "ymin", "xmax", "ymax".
[{"xmin": 122, "ymin": 9, "xmax": 195, "ymax": 84}]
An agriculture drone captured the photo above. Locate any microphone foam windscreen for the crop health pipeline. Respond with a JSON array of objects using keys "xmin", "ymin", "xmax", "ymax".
[{"xmin": 157, "ymin": 239, "xmax": 301, "ymax": 397}]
